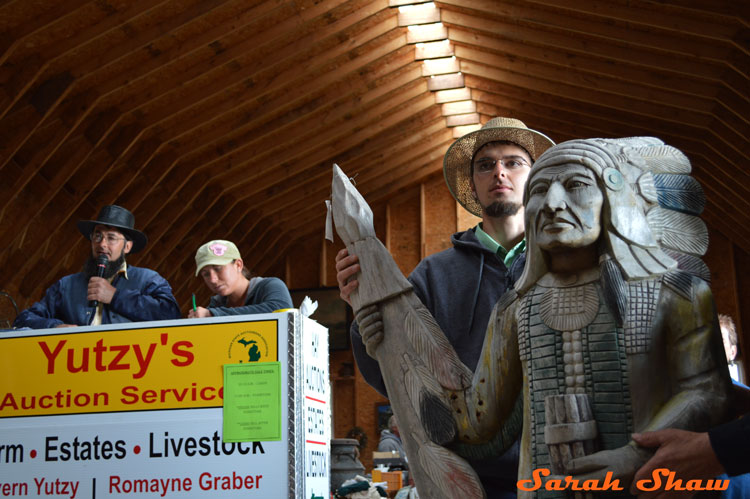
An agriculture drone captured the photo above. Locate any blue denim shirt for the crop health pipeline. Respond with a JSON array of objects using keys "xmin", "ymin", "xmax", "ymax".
[{"xmin": 13, "ymin": 266, "xmax": 181, "ymax": 329}]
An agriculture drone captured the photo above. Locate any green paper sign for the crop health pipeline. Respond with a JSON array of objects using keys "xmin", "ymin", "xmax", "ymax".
[{"xmin": 223, "ymin": 362, "xmax": 282, "ymax": 442}]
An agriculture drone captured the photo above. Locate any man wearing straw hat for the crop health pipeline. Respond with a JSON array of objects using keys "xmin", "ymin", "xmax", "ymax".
[
  {"xmin": 14, "ymin": 205, "xmax": 181, "ymax": 329},
  {"xmin": 336, "ymin": 117, "xmax": 555, "ymax": 497}
]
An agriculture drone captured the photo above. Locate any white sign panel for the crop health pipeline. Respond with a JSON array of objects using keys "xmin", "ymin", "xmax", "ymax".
[
  {"xmin": 0, "ymin": 311, "xmax": 330, "ymax": 499},
  {"xmin": 302, "ymin": 318, "xmax": 331, "ymax": 499}
]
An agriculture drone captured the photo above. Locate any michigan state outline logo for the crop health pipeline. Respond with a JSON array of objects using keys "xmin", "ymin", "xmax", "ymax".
[{"xmin": 228, "ymin": 331, "xmax": 269, "ymax": 363}]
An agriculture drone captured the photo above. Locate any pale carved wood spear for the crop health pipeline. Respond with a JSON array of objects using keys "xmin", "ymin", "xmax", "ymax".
[{"xmin": 330, "ymin": 164, "xmax": 486, "ymax": 499}]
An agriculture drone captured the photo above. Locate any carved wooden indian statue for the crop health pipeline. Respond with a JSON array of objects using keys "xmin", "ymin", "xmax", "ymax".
[{"xmin": 329, "ymin": 137, "xmax": 732, "ymax": 499}]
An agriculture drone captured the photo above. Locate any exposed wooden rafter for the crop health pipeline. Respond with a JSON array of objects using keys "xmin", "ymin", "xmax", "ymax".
[{"xmin": 0, "ymin": 0, "xmax": 746, "ymax": 313}]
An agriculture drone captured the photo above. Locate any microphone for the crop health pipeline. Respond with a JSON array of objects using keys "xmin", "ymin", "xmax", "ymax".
[{"xmin": 89, "ymin": 254, "xmax": 109, "ymax": 308}]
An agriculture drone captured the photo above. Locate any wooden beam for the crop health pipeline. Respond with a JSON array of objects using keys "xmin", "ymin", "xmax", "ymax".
[
  {"xmin": 455, "ymin": 44, "xmax": 719, "ymax": 115},
  {"xmin": 397, "ymin": 3, "xmax": 440, "ymax": 26},
  {"xmin": 441, "ymin": 9, "xmax": 740, "ymax": 81},
  {"xmin": 439, "ymin": 0, "xmax": 742, "ymax": 57},
  {"xmin": 414, "ymin": 39, "xmax": 453, "ymax": 60},
  {"xmin": 406, "ymin": 22, "xmax": 447, "ymax": 44},
  {"xmin": 452, "ymin": 123, "xmax": 480, "ymax": 137},
  {"xmin": 426, "ymin": 72, "xmax": 463, "ymax": 90},
  {"xmin": 433, "ymin": 87, "xmax": 470, "ymax": 103},
  {"xmin": 523, "ymin": 0, "xmax": 746, "ymax": 42},
  {"xmin": 0, "ymin": 0, "xmax": 93, "ymax": 67},
  {"xmin": 422, "ymin": 56, "xmax": 459, "ymax": 75},
  {"xmin": 389, "ymin": 0, "xmax": 434, "ymax": 7},
  {"xmin": 441, "ymin": 99, "xmax": 475, "ymax": 115},
  {"xmin": 444, "ymin": 112, "xmax": 479, "ymax": 127}
]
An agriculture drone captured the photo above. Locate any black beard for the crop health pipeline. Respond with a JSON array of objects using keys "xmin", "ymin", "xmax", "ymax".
[
  {"xmin": 83, "ymin": 253, "xmax": 127, "ymax": 279},
  {"xmin": 484, "ymin": 201, "xmax": 521, "ymax": 218}
]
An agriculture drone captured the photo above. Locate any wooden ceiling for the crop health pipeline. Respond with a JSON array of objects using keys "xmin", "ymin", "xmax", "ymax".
[{"xmin": 1, "ymin": 0, "xmax": 747, "ymax": 312}]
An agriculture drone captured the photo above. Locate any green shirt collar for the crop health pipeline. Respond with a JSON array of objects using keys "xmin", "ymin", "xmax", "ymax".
[{"xmin": 474, "ymin": 223, "xmax": 526, "ymax": 267}]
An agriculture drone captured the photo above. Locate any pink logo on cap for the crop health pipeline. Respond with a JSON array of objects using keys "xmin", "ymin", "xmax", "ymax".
[{"xmin": 209, "ymin": 243, "xmax": 228, "ymax": 256}]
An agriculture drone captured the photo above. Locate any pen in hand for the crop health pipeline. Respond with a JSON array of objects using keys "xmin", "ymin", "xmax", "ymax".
[{"xmin": 192, "ymin": 293, "xmax": 197, "ymax": 311}]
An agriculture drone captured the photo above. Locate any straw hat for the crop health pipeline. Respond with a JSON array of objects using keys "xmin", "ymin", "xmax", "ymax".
[{"xmin": 443, "ymin": 117, "xmax": 555, "ymax": 217}]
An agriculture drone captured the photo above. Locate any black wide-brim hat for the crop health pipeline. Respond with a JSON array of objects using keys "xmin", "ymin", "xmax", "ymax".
[{"xmin": 77, "ymin": 205, "xmax": 148, "ymax": 253}]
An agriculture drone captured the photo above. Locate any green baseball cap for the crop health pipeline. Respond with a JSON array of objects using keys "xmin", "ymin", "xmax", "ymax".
[{"xmin": 195, "ymin": 240, "xmax": 241, "ymax": 276}]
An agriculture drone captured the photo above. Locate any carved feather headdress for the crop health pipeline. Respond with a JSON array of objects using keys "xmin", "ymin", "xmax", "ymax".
[{"xmin": 515, "ymin": 137, "xmax": 708, "ymax": 293}]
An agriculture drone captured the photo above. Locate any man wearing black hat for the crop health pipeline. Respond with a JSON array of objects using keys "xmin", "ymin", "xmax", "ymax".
[{"xmin": 14, "ymin": 205, "xmax": 181, "ymax": 329}]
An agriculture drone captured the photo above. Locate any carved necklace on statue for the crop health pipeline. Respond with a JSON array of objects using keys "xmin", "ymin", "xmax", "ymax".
[
  {"xmin": 536, "ymin": 268, "xmax": 601, "ymax": 394},
  {"xmin": 537, "ymin": 268, "xmax": 601, "ymax": 332}
]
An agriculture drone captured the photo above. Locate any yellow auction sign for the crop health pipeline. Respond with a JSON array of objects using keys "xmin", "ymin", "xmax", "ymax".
[{"xmin": 0, "ymin": 319, "xmax": 279, "ymax": 417}]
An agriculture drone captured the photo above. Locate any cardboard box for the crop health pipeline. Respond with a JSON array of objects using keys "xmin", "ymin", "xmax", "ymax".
[{"xmin": 372, "ymin": 470, "xmax": 403, "ymax": 494}]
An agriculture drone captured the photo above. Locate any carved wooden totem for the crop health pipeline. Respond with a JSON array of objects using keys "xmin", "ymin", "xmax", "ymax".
[
  {"xmin": 331, "ymin": 164, "xmax": 485, "ymax": 499},
  {"xmin": 329, "ymin": 136, "xmax": 732, "ymax": 499}
]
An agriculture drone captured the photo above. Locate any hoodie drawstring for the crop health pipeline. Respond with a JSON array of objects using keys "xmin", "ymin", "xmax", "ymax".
[{"xmin": 467, "ymin": 251, "xmax": 484, "ymax": 334}]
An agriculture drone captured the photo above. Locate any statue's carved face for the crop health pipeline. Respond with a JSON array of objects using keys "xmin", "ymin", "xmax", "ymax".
[{"xmin": 527, "ymin": 164, "xmax": 603, "ymax": 252}]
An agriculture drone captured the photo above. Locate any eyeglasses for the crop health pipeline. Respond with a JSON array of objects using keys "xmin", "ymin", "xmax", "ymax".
[
  {"xmin": 91, "ymin": 231, "xmax": 126, "ymax": 245},
  {"xmin": 473, "ymin": 157, "xmax": 530, "ymax": 175}
]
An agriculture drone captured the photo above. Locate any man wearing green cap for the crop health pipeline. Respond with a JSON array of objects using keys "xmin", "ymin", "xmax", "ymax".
[
  {"xmin": 14, "ymin": 205, "xmax": 181, "ymax": 329},
  {"xmin": 336, "ymin": 118, "xmax": 555, "ymax": 497}
]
